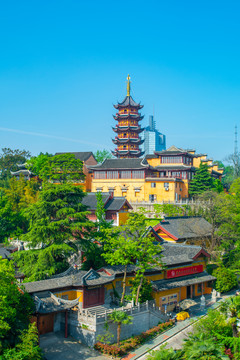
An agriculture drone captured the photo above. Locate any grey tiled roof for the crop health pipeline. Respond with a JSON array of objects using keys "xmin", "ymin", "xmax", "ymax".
[
  {"xmin": 116, "ymin": 95, "xmax": 142, "ymax": 107},
  {"xmin": 89, "ymin": 158, "xmax": 149, "ymax": 170},
  {"xmin": 0, "ymin": 247, "xmax": 11, "ymax": 259},
  {"xmin": 158, "ymin": 216, "xmax": 212, "ymax": 240},
  {"xmin": 161, "ymin": 242, "xmax": 203, "ymax": 265},
  {"xmin": 152, "ymin": 272, "xmax": 216, "ymax": 291},
  {"xmin": 34, "ymin": 292, "xmax": 79, "ymax": 314},
  {"xmin": 81, "ymin": 192, "xmax": 132, "ymax": 211},
  {"xmin": 24, "ymin": 268, "xmax": 114, "ymax": 294},
  {"xmin": 55, "ymin": 152, "xmax": 96, "ymax": 162},
  {"xmin": 82, "ymin": 192, "xmax": 111, "ymax": 210},
  {"xmin": 100, "ymin": 242, "xmax": 208, "ymax": 275}
]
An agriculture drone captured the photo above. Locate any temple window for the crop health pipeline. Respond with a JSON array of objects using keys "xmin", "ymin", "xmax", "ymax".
[
  {"xmin": 132, "ymin": 170, "xmax": 144, "ymax": 179},
  {"xmin": 119, "ymin": 171, "xmax": 131, "ymax": 179}
]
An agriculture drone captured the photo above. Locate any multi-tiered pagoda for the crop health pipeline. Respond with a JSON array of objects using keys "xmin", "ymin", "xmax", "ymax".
[{"xmin": 112, "ymin": 75, "xmax": 144, "ymax": 158}]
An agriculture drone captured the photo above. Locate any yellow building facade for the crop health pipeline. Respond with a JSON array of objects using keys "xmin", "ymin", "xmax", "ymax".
[{"xmin": 90, "ymin": 145, "xmax": 223, "ymax": 203}]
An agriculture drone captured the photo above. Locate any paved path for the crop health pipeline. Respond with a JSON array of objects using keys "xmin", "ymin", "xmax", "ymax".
[
  {"xmin": 122, "ymin": 290, "xmax": 236, "ymax": 360},
  {"xmin": 40, "ymin": 332, "xmax": 108, "ymax": 360}
]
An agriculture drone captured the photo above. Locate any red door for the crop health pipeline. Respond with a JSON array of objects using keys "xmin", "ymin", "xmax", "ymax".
[{"xmin": 83, "ymin": 287, "xmax": 104, "ymax": 308}]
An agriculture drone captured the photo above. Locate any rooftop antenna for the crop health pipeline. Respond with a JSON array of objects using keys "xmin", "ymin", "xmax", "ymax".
[{"xmin": 234, "ymin": 125, "xmax": 238, "ymax": 156}]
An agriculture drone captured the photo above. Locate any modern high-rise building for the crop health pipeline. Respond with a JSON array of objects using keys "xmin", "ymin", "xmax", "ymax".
[{"xmin": 144, "ymin": 115, "xmax": 166, "ymax": 155}]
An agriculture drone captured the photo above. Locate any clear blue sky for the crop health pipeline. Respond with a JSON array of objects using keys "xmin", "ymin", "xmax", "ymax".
[{"xmin": 0, "ymin": 0, "xmax": 239, "ymax": 162}]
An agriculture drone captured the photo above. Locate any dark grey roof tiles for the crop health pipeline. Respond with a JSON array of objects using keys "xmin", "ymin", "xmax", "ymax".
[
  {"xmin": 34, "ymin": 292, "xmax": 79, "ymax": 314},
  {"xmin": 116, "ymin": 95, "xmax": 142, "ymax": 108},
  {"xmin": 0, "ymin": 247, "xmax": 11, "ymax": 259},
  {"xmin": 158, "ymin": 216, "xmax": 212, "ymax": 240},
  {"xmin": 82, "ymin": 192, "xmax": 111, "ymax": 210},
  {"xmin": 152, "ymin": 272, "xmax": 216, "ymax": 291},
  {"xmin": 24, "ymin": 268, "xmax": 114, "ymax": 294},
  {"xmin": 81, "ymin": 192, "xmax": 132, "ymax": 211},
  {"xmin": 89, "ymin": 158, "xmax": 149, "ymax": 170}
]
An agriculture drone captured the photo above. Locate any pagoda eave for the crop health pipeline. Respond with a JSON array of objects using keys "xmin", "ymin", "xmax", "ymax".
[
  {"xmin": 113, "ymin": 114, "xmax": 144, "ymax": 121},
  {"xmin": 112, "ymin": 138, "xmax": 144, "ymax": 145}
]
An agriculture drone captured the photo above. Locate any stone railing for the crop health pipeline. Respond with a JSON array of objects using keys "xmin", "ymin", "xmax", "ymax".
[{"xmin": 70, "ymin": 300, "xmax": 165, "ymax": 325}]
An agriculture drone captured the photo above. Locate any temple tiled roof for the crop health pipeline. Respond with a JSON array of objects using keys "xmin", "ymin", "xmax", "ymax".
[
  {"xmin": 114, "ymin": 96, "xmax": 143, "ymax": 109},
  {"xmin": 152, "ymin": 272, "xmax": 216, "ymax": 291},
  {"xmin": 89, "ymin": 158, "xmax": 149, "ymax": 170},
  {"xmin": 155, "ymin": 216, "xmax": 212, "ymax": 240},
  {"xmin": 24, "ymin": 269, "xmax": 114, "ymax": 294},
  {"xmin": 82, "ymin": 192, "xmax": 132, "ymax": 211},
  {"xmin": 0, "ymin": 247, "xmax": 11, "ymax": 259},
  {"xmin": 33, "ymin": 291, "xmax": 80, "ymax": 314},
  {"xmin": 155, "ymin": 145, "xmax": 195, "ymax": 156}
]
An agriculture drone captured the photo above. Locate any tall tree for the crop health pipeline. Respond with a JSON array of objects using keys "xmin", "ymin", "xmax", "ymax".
[
  {"xmin": 94, "ymin": 149, "xmax": 112, "ymax": 163},
  {"xmin": 37, "ymin": 153, "xmax": 85, "ymax": 183},
  {"xmin": 21, "ymin": 183, "xmax": 93, "ymax": 248},
  {"xmin": 109, "ymin": 310, "xmax": 132, "ymax": 346},
  {"xmin": 189, "ymin": 163, "xmax": 214, "ymax": 197},
  {"xmin": 103, "ymin": 212, "xmax": 163, "ymax": 305},
  {"xmin": 26, "ymin": 152, "xmax": 52, "ymax": 176},
  {"xmin": 0, "ymin": 260, "xmax": 38, "ymax": 355}
]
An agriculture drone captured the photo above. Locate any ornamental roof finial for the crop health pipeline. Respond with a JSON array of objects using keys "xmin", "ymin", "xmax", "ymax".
[{"xmin": 127, "ymin": 74, "xmax": 131, "ymax": 96}]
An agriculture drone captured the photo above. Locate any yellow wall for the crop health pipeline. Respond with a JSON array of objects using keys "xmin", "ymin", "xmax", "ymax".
[
  {"xmin": 92, "ymin": 178, "xmax": 145, "ymax": 202},
  {"xmin": 54, "ymin": 290, "xmax": 83, "ymax": 304},
  {"xmin": 119, "ymin": 212, "xmax": 129, "ymax": 225}
]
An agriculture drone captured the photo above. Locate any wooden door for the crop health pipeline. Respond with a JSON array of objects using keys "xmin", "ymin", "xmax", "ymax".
[
  {"xmin": 84, "ymin": 287, "xmax": 104, "ymax": 308},
  {"xmin": 38, "ymin": 314, "xmax": 54, "ymax": 335}
]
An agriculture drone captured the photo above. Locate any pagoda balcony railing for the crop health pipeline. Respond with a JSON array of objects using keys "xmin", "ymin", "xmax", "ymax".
[{"xmin": 115, "ymin": 136, "xmax": 139, "ymax": 140}]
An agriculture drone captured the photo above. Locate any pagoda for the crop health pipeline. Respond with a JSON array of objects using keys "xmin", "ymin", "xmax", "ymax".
[{"xmin": 112, "ymin": 75, "xmax": 144, "ymax": 158}]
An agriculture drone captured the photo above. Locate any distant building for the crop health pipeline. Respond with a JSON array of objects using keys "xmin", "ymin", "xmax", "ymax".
[{"xmin": 144, "ymin": 115, "xmax": 166, "ymax": 155}]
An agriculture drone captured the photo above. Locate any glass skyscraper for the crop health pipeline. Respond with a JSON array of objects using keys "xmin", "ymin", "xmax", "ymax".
[{"xmin": 144, "ymin": 115, "xmax": 166, "ymax": 155}]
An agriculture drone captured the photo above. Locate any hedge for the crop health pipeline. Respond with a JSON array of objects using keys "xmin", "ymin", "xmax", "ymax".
[{"xmin": 94, "ymin": 320, "xmax": 174, "ymax": 357}]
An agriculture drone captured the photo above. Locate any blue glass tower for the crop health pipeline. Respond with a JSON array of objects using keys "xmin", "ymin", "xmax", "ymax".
[{"xmin": 144, "ymin": 115, "xmax": 166, "ymax": 155}]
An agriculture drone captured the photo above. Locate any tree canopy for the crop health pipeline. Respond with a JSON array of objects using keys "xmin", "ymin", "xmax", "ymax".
[
  {"xmin": 94, "ymin": 149, "xmax": 112, "ymax": 163},
  {"xmin": 0, "ymin": 259, "xmax": 41, "ymax": 358},
  {"xmin": 0, "ymin": 148, "xmax": 31, "ymax": 180}
]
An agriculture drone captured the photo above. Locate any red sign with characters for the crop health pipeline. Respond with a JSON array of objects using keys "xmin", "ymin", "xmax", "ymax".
[{"xmin": 166, "ymin": 265, "xmax": 203, "ymax": 279}]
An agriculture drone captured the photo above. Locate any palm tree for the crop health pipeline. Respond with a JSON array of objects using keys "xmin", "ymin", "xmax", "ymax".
[
  {"xmin": 219, "ymin": 295, "xmax": 240, "ymax": 338},
  {"xmin": 147, "ymin": 345, "xmax": 182, "ymax": 359},
  {"xmin": 183, "ymin": 333, "xmax": 229, "ymax": 360},
  {"xmin": 109, "ymin": 310, "xmax": 132, "ymax": 346}
]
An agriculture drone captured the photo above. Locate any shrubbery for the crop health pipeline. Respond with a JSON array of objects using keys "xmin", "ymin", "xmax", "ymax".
[
  {"xmin": 213, "ymin": 266, "xmax": 238, "ymax": 293},
  {"xmin": 94, "ymin": 320, "xmax": 174, "ymax": 356}
]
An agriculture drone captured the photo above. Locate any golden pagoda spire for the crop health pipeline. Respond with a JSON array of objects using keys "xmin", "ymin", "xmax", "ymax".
[{"xmin": 126, "ymin": 74, "xmax": 131, "ymax": 96}]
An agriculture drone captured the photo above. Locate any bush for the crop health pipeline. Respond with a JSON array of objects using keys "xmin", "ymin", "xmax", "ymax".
[
  {"xmin": 94, "ymin": 320, "xmax": 174, "ymax": 356},
  {"xmin": 213, "ymin": 266, "xmax": 238, "ymax": 293}
]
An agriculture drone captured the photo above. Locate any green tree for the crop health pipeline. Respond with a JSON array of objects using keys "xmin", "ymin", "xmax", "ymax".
[
  {"xmin": 37, "ymin": 153, "xmax": 85, "ymax": 183},
  {"xmin": 0, "ymin": 148, "xmax": 31, "ymax": 180},
  {"xmin": 26, "ymin": 152, "xmax": 52, "ymax": 176},
  {"xmin": 103, "ymin": 212, "xmax": 163, "ymax": 305},
  {"xmin": 147, "ymin": 345, "xmax": 182, "ymax": 360},
  {"xmin": 126, "ymin": 276, "xmax": 153, "ymax": 303},
  {"xmin": 13, "ymin": 244, "xmax": 75, "ymax": 281},
  {"xmin": 189, "ymin": 163, "xmax": 215, "ymax": 197},
  {"xmin": 153, "ymin": 203, "xmax": 186, "ymax": 218},
  {"xmin": 109, "ymin": 310, "xmax": 132, "ymax": 346},
  {"xmin": 0, "ymin": 195, "xmax": 26, "ymax": 242},
  {"xmin": 219, "ymin": 296, "xmax": 240, "ymax": 338},
  {"xmin": 21, "ymin": 183, "xmax": 92, "ymax": 248},
  {"xmin": 0, "ymin": 260, "xmax": 35, "ymax": 354},
  {"xmin": 1, "ymin": 323, "xmax": 42, "ymax": 360},
  {"xmin": 213, "ymin": 267, "xmax": 238, "ymax": 293},
  {"xmin": 94, "ymin": 149, "xmax": 112, "ymax": 163},
  {"xmin": 182, "ymin": 333, "xmax": 228, "ymax": 359}
]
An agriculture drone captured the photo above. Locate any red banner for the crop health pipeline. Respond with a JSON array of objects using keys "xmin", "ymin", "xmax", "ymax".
[{"xmin": 167, "ymin": 265, "xmax": 203, "ymax": 279}]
